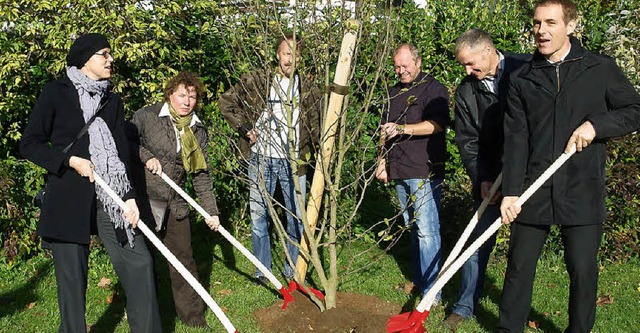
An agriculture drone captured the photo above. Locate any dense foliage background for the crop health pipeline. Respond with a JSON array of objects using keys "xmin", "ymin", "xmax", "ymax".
[{"xmin": 1, "ymin": 0, "xmax": 638, "ymax": 269}]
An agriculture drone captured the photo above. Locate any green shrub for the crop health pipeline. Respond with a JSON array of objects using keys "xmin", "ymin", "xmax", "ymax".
[{"xmin": 1, "ymin": 0, "xmax": 638, "ymax": 265}]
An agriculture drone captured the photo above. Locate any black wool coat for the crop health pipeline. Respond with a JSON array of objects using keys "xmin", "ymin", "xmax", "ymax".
[
  {"xmin": 20, "ymin": 77, "xmax": 135, "ymax": 244},
  {"xmin": 503, "ymin": 37, "xmax": 640, "ymax": 226}
]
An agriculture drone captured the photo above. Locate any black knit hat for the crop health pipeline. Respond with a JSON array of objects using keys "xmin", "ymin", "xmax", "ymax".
[{"xmin": 66, "ymin": 33, "xmax": 111, "ymax": 68}]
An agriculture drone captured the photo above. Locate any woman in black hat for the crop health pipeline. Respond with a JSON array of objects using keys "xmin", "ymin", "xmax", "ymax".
[{"xmin": 20, "ymin": 33, "xmax": 162, "ymax": 332}]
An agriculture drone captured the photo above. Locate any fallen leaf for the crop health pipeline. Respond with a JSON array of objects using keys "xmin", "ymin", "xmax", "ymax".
[
  {"xmin": 543, "ymin": 311, "xmax": 550, "ymax": 317},
  {"xmin": 221, "ymin": 306, "xmax": 228, "ymax": 313},
  {"xmin": 218, "ymin": 289, "xmax": 232, "ymax": 296},
  {"xmin": 527, "ymin": 320, "xmax": 539, "ymax": 329},
  {"xmin": 547, "ymin": 283, "xmax": 557, "ymax": 289},
  {"xmin": 403, "ymin": 282, "xmax": 415, "ymax": 294},
  {"xmin": 26, "ymin": 302, "xmax": 36, "ymax": 310},
  {"xmin": 106, "ymin": 292, "xmax": 120, "ymax": 304},
  {"xmin": 596, "ymin": 294, "xmax": 614, "ymax": 306},
  {"xmin": 97, "ymin": 277, "xmax": 111, "ymax": 288}
]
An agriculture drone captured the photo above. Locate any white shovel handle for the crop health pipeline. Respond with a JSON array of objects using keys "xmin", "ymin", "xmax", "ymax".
[
  {"xmin": 416, "ymin": 147, "xmax": 576, "ymax": 313},
  {"xmin": 93, "ymin": 173, "xmax": 237, "ymax": 333},
  {"xmin": 440, "ymin": 173, "xmax": 502, "ymax": 274},
  {"xmin": 160, "ymin": 173, "xmax": 283, "ymax": 290}
]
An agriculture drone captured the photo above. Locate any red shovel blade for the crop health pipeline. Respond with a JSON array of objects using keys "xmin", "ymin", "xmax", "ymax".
[
  {"xmin": 287, "ymin": 280, "xmax": 326, "ymax": 300},
  {"xmin": 386, "ymin": 309, "xmax": 429, "ymax": 333},
  {"xmin": 279, "ymin": 286, "xmax": 295, "ymax": 310}
]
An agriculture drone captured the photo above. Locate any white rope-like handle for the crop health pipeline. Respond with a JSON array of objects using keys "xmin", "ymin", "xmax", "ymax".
[
  {"xmin": 160, "ymin": 173, "xmax": 283, "ymax": 290},
  {"xmin": 416, "ymin": 147, "xmax": 576, "ymax": 313},
  {"xmin": 440, "ymin": 173, "xmax": 502, "ymax": 275},
  {"xmin": 93, "ymin": 173, "xmax": 237, "ymax": 333}
]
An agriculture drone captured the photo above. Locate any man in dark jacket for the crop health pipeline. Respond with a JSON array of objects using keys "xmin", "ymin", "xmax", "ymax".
[
  {"xmin": 444, "ymin": 29, "xmax": 529, "ymax": 330},
  {"xmin": 130, "ymin": 72, "xmax": 220, "ymax": 328},
  {"xmin": 376, "ymin": 43, "xmax": 450, "ymax": 298},
  {"xmin": 499, "ymin": 1, "xmax": 640, "ymax": 332},
  {"xmin": 218, "ymin": 34, "xmax": 322, "ymax": 282}
]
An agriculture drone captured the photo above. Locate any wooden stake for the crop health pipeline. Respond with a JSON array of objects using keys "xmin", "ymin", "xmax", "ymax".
[{"xmin": 295, "ymin": 19, "xmax": 360, "ymax": 281}]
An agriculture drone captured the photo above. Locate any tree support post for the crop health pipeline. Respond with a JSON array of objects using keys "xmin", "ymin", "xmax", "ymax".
[{"xmin": 294, "ymin": 19, "xmax": 361, "ymax": 282}]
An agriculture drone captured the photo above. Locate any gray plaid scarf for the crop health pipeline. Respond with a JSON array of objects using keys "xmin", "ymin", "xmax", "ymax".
[{"xmin": 67, "ymin": 66, "xmax": 135, "ymax": 247}]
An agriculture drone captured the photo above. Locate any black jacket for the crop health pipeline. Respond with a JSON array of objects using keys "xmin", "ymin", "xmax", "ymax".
[
  {"xmin": 454, "ymin": 51, "xmax": 529, "ymax": 199},
  {"xmin": 20, "ymin": 77, "xmax": 134, "ymax": 244},
  {"xmin": 503, "ymin": 37, "xmax": 640, "ymax": 225}
]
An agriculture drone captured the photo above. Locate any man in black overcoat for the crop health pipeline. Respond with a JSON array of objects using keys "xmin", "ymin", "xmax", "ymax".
[{"xmin": 498, "ymin": 1, "xmax": 640, "ymax": 332}]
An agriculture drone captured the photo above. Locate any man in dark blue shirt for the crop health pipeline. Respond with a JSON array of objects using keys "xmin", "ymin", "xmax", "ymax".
[{"xmin": 376, "ymin": 43, "xmax": 450, "ymax": 298}]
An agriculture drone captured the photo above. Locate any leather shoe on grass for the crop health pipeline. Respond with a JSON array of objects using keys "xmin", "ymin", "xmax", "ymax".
[
  {"xmin": 443, "ymin": 313, "xmax": 466, "ymax": 331},
  {"xmin": 181, "ymin": 315, "xmax": 208, "ymax": 328},
  {"xmin": 255, "ymin": 276, "xmax": 268, "ymax": 286}
]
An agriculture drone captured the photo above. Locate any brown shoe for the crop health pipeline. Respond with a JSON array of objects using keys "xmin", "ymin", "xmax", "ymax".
[
  {"xmin": 443, "ymin": 313, "xmax": 466, "ymax": 331},
  {"xmin": 182, "ymin": 315, "xmax": 208, "ymax": 328}
]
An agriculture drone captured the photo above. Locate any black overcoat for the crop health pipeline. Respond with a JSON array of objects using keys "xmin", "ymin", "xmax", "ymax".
[
  {"xmin": 20, "ymin": 77, "xmax": 134, "ymax": 244},
  {"xmin": 503, "ymin": 37, "xmax": 640, "ymax": 226}
]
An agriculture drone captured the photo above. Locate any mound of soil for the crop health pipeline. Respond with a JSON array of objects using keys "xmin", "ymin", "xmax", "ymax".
[{"xmin": 254, "ymin": 290, "xmax": 401, "ymax": 332}]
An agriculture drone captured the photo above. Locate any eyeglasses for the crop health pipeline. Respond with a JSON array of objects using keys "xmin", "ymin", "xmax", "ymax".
[{"xmin": 94, "ymin": 51, "xmax": 113, "ymax": 59}]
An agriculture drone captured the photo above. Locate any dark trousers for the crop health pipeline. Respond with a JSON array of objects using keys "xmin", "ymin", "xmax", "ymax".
[
  {"xmin": 497, "ymin": 222, "xmax": 602, "ymax": 333},
  {"xmin": 150, "ymin": 199, "xmax": 205, "ymax": 323},
  {"xmin": 46, "ymin": 207, "xmax": 162, "ymax": 333}
]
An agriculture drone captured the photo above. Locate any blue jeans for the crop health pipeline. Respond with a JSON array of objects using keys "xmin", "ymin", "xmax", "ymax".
[
  {"xmin": 249, "ymin": 153, "xmax": 306, "ymax": 279},
  {"xmin": 452, "ymin": 202, "xmax": 500, "ymax": 318},
  {"xmin": 395, "ymin": 178, "xmax": 442, "ymax": 298}
]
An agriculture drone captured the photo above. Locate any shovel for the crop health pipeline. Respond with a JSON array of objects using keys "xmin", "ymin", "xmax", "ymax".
[
  {"xmin": 158, "ymin": 172, "xmax": 306, "ymax": 309},
  {"xmin": 439, "ymin": 173, "xmax": 502, "ymax": 276},
  {"xmin": 93, "ymin": 173, "xmax": 238, "ymax": 333},
  {"xmin": 387, "ymin": 146, "xmax": 576, "ymax": 333}
]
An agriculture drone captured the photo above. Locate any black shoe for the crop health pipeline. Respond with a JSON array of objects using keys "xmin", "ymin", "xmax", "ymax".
[
  {"xmin": 181, "ymin": 315, "xmax": 208, "ymax": 328},
  {"xmin": 255, "ymin": 276, "xmax": 268, "ymax": 286}
]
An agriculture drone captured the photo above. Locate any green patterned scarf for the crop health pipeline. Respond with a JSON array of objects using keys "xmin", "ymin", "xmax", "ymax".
[{"xmin": 169, "ymin": 105, "xmax": 207, "ymax": 173}]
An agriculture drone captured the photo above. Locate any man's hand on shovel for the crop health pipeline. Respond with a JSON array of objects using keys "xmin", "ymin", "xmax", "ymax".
[
  {"xmin": 566, "ymin": 121, "xmax": 596, "ymax": 152},
  {"xmin": 500, "ymin": 196, "xmax": 521, "ymax": 225}
]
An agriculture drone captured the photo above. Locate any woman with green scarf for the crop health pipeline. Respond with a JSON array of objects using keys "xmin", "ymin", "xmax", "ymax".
[{"xmin": 130, "ymin": 71, "xmax": 219, "ymax": 328}]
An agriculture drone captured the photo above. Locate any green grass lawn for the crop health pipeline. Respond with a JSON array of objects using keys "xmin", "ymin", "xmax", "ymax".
[{"xmin": 1, "ymin": 226, "xmax": 638, "ymax": 332}]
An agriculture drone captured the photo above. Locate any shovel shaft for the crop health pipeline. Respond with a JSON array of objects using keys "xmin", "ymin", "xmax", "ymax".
[
  {"xmin": 94, "ymin": 173, "xmax": 237, "ymax": 333},
  {"xmin": 159, "ymin": 173, "xmax": 283, "ymax": 290},
  {"xmin": 416, "ymin": 147, "xmax": 576, "ymax": 313},
  {"xmin": 440, "ymin": 173, "xmax": 502, "ymax": 274}
]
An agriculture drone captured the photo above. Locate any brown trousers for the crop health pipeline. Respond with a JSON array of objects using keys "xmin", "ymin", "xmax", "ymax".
[{"xmin": 150, "ymin": 199, "xmax": 205, "ymax": 323}]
